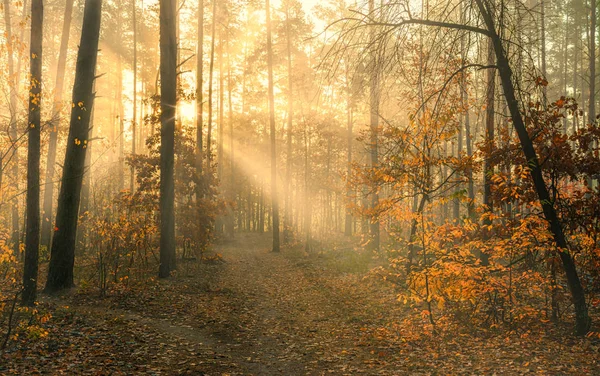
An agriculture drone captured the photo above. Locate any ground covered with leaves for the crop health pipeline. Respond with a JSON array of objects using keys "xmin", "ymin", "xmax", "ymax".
[{"xmin": 2, "ymin": 234, "xmax": 600, "ymax": 375}]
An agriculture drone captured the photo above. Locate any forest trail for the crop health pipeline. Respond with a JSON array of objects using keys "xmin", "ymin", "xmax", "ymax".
[{"xmin": 4, "ymin": 233, "xmax": 600, "ymax": 375}]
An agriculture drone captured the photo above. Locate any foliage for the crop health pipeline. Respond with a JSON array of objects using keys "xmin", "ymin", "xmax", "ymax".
[{"xmin": 375, "ymin": 98, "xmax": 600, "ymax": 334}]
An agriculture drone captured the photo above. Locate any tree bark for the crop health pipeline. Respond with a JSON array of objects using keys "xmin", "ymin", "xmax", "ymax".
[
  {"xmin": 130, "ymin": 0, "xmax": 137, "ymax": 193},
  {"xmin": 345, "ymin": 69, "xmax": 353, "ymax": 236},
  {"xmin": 23, "ymin": 0, "xmax": 43, "ymax": 306},
  {"xmin": 590, "ymin": 0, "xmax": 596, "ymax": 123},
  {"xmin": 368, "ymin": 0, "xmax": 380, "ymax": 251},
  {"xmin": 196, "ymin": 0, "xmax": 204, "ymax": 176},
  {"xmin": 41, "ymin": 0, "xmax": 74, "ymax": 250},
  {"xmin": 226, "ymin": 31, "xmax": 235, "ymax": 238},
  {"xmin": 284, "ymin": 6, "xmax": 294, "ymax": 243},
  {"xmin": 206, "ymin": 0, "xmax": 216, "ymax": 170},
  {"xmin": 45, "ymin": 0, "xmax": 103, "ymax": 293},
  {"xmin": 3, "ymin": 0, "xmax": 21, "ymax": 257},
  {"xmin": 266, "ymin": 0, "xmax": 280, "ymax": 252},
  {"xmin": 158, "ymin": 0, "xmax": 177, "ymax": 278},
  {"xmin": 481, "ymin": 37, "xmax": 495, "ymax": 266}
]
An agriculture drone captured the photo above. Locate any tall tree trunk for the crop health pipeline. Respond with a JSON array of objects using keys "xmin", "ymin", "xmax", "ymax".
[
  {"xmin": 130, "ymin": 0, "xmax": 137, "ymax": 192},
  {"xmin": 304, "ymin": 128, "xmax": 311, "ymax": 252},
  {"xmin": 266, "ymin": 0, "xmax": 280, "ymax": 252},
  {"xmin": 540, "ymin": 0, "xmax": 547, "ymax": 104},
  {"xmin": 481, "ymin": 38, "xmax": 495, "ymax": 267},
  {"xmin": 41, "ymin": 0, "xmax": 74, "ymax": 250},
  {"xmin": 158, "ymin": 0, "xmax": 177, "ymax": 278},
  {"xmin": 117, "ymin": 0, "xmax": 125, "ymax": 191},
  {"xmin": 283, "ymin": 6, "xmax": 293, "ymax": 243},
  {"xmin": 206, "ymin": 0, "xmax": 216, "ymax": 170},
  {"xmin": 23, "ymin": 0, "xmax": 43, "ymax": 306},
  {"xmin": 3, "ymin": 0, "xmax": 21, "ymax": 257},
  {"xmin": 344, "ymin": 71, "xmax": 353, "ymax": 236},
  {"xmin": 590, "ymin": 0, "xmax": 596, "ymax": 123},
  {"xmin": 226, "ymin": 31, "xmax": 235, "ymax": 238},
  {"xmin": 218, "ymin": 27, "xmax": 224, "ymax": 183},
  {"xmin": 475, "ymin": 0, "xmax": 591, "ymax": 335},
  {"xmin": 196, "ymin": 0, "xmax": 203, "ymax": 176},
  {"xmin": 368, "ymin": 0, "xmax": 380, "ymax": 251},
  {"xmin": 461, "ymin": 4, "xmax": 474, "ymax": 219},
  {"xmin": 45, "ymin": 0, "xmax": 103, "ymax": 293}
]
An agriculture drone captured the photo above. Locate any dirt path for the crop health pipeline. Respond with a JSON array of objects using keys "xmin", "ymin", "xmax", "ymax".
[
  {"xmin": 12, "ymin": 233, "xmax": 399, "ymax": 375},
  {"xmin": 5, "ymin": 233, "xmax": 600, "ymax": 375}
]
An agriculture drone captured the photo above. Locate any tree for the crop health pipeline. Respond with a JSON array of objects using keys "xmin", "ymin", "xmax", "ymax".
[
  {"xmin": 158, "ymin": 0, "xmax": 177, "ymax": 278},
  {"xmin": 283, "ymin": 2, "xmax": 294, "ymax": 243},
  {"xmin": 45, "ymin": 0, "xmax": 103, "ymax": 293},
  {"xmin": 266, "ymin": 0, "xmax": 280, "ymax": 252},
  {"xmin": 335, "ymin": 0, "xmax": 591, "ymax": 335},
  {"xmin": 40, "ymin": 0, "xmax": 75, "ymax": 250},
  {"xmin": 131, "ymin": 0, "xmax": 138, "ymax": 193},
  {"xmin": 196, "ymin": 0, "xmax": 204, "ymax": 177},
  {"xmin": 3, "ymin": 0, "xmax": 23, "ymax": 257},
  {"xmin": 368, "ymin": 0, "xmax": 380, "ymax": 251},
  {"xmin": 22, "ymin": 0, "xmax": 43, "ymax": 306},
  {"xmin": 206, "ymin": 0, "xmax": 216, "ymax": 170},
  {"xmin": 474, "ymin": 0, "xmax": 590, "ymax": 335}
]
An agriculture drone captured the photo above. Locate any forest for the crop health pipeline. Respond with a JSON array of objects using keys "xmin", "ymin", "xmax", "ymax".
[{"xmin": 1, "ymin": 0, "xmax": 600, "ymax": 374}]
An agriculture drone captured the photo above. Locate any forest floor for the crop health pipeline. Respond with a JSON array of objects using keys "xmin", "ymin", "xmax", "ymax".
[{"xmin": 2, "ymin": 233, "xmax": 600, "ymax": 375}]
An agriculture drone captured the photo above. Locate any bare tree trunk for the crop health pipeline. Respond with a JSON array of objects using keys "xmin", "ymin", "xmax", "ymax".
[
  {"xmin": 196, "ymin": 0, "xmax": 203, "ymax": 176},
  {"xmin": 226, "ymin": 31, "xmax": 235, "ymax": 238},
  {"xmin": 206, "ymin": 0, "xmax": 216, "ymax": 170},
  {"xmin": 158, "ymin": 0, "xmax": 177, "ymax": 278},
  {"xmin": 130, "ymin": 0, "xmax": 137, "ymax": 193},
  {"xmin": 345, "ymin": 73, "xmax": 353, "ymax": 236},
  {"xmin": 41, "ymin": 0, "xmax": 74, "ymax": 250},
  {"xmin": 3, "ymin": 0, "xmax": 21, "ymax": 257},
  {"xmin": 540, "ymin": 0, "xmax": 547, "ymax": 104},
  {"xmin": 460, "ymin": 4, "xmax": 474, "ymax": 219},
  {"xmin": 590, "ymin": 0, "xmax": 596, "ymax": 123},
  {"xmin": 117, "ymin": 0, "xmax": 125, "ymax": 191},
  {"xmin": 283, "ymin": 6, "xmax": 294, "ymax": 243},
  {"xmin": 45, "ymin": 0, "xmax": 102, "ymax": 293},
  {"xmin": 481, "ymin": 38, "xmax": 495, "ymax": 267},
  {"xmin": 23, "ymin": 0, "xmax": 43, "ymax": 306},
  {"xmin": 266, "ymin": 0, "xmax": 280, "ymax": 252},
  {"xmin": 368, "ymin": 0, "xmax": 379, "ymax": 251}
]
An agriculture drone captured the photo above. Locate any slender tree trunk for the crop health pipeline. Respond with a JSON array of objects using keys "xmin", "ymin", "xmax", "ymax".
[
  {"xmin": 196, "ymin": 0, "xmax": 203, "ymax": 177},
  {"xmin": 45, "ymin": 0, "xmax": 103, "ymax": 293},
  {"xmin": 41, "ymin": 0, "xmax": 74, "ymax": 250},
  {"xmin": 304, "ymin": 129, "xmax": 311, "ymax": 252},
  {"xmin": 130, "ymin": 0, "xmax": 137, "ymax": 192},
  {"xmin": 158, "ymin": 0, "xmax": 177, "ymax": 278},
  {"xmin": 218, "ymin": 28, "xmax": 224, "ymax": 183},
  {"xmin": 590, "ymin": 0, "xmax": 596, "ymax": 123},
  {"xmin": 283, "ymin": 6, "xmax": 293, "ymax": 243},
  {"xmin": 266, "ymin": 0, "xmax": 280, "ymax": 252},
  {"xmin": 206, "ymin": 0, "xmax": 216, "ymax": 170},
  {"xmin": 117, "ymin": 0, "xmax": 125, "ymax": 191},
  {"xmin": 475, "ymin": 0, "xmax": 591, "ymax": 335},
  {"xmin": 345, "ymin": 70, "xmax": 353, "ymax": 236},
  {"xmin": 368, "ymin": 0, "xmax": 380, "ymax": 251},
  {"xmin": 460, "ymin": 5, "xmax": 475, "ymax": 219},
  {"xmin": 540, "ymin": 0, "xmax": 547, "ymax": 104},
  {"xmin": 3, "ymin": 0, "xmax": 21, "ymax": 257},
  {"xmin": 23, "ymin": 0, "xmax": 43, "ymax": 306},
  {"xmin": 226, "ymin": 31, "xmax": 235, "ymax": 238},
  {"xmin": 481, "ymin": 38, "xmax": 495, "ymax": 267}
]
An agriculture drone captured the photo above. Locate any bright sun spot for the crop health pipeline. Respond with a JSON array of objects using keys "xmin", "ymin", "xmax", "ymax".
[{"xmin": 178, "ymin": 101, "xmax": 196, "ymax": 121}]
